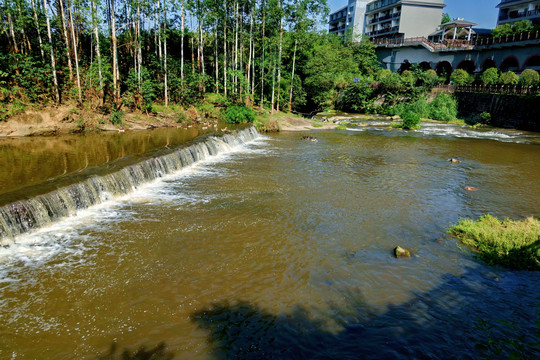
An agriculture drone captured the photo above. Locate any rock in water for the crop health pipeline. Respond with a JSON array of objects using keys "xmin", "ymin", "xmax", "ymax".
[
  {"xmin": 448, "ymin": 158, "xmax": 461, "ymax": 163},
  {"xmin": 394, "ymin": 246, "xmax": 411, "ymax": 258},
  {"xmin": 464, "ymin": 186, "xmax": 478, "ymax": 191}
]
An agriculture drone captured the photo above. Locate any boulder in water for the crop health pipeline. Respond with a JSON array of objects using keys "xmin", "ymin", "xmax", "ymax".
[
  {"xmin": 394, "ymin": 246, "xmax": 411, "ymax": 258},
  {"xmin": 448, "ymin": 158, "xmax": 461, "ymax": 163},
  {"xmin": 464, "ymin": 186, "xmax": 478, "ymax": 191}
]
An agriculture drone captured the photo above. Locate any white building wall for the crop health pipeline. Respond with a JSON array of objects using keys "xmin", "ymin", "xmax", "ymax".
[{"xmin": 399, "ymin": 4, "xmax": 445, "ymax": 38}]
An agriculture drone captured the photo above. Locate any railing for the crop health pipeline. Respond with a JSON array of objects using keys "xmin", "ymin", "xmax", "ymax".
[
  {"xmin": 367, "ymin": 26, "xmax": 400, "ymax": 36},
  {"xmin": 368, "ymin": 12, "xmax": 401, "ymax": 25},
  {"xmin": 367, "ymin": 0, "xmax": 400, "ymax": 12},
  {"xmin": 499, "ymin": 9, "xmax": 540, "ymax": 21},
  {"xmin": 373, "ymin": 31, "xmax": 540, "ymax": 49},
  {"xmin": 436, "ymin": 84, "xmax": 539, "ymax": 95}
]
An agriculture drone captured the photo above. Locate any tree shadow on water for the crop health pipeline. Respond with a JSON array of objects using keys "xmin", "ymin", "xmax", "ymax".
[
  {"xmin": 97, "ymin": 342, "xmax": 174, "ymax": 360},
  {"xmin": 191, "ymin": 266, "xmax": 540, "ymax": 360}
]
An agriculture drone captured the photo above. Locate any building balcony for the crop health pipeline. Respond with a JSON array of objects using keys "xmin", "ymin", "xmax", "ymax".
[
  {"xmin": 498, "ymin": 8, "xmax": 540, "ymax": 22},
  {"xmin": 368, "ymin": 12, "xmax": 401, "ymax": 25},
  {"xmin": 367, "ymin": 26, "xmax": 400, "ymax": 37},
  {"xmin": 329, "ymin": 24, "xmax": 347, "ymax": 33},
  {"xmin": 366, "ymin": 0, "xmax": 400, "ymax": 13},
  {"xmin": 497, "ymin": 0, "xmax": 535, "ymax": 8}
]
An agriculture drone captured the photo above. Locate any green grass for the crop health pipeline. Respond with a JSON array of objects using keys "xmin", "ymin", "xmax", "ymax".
[
  {"xmin": 448, "ymin": 214, "xmax": 540, "ymax": 270},
  {"xmin": 336, "ymin": 124, "xmax": 347, "ymax": 130},
  {"xmin": 311, "ymin": 123, "xmax": 323, "ymax": 128}
]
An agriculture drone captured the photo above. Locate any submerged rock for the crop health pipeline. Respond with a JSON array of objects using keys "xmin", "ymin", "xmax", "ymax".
[
  {"xmin": 394, "ymin": 246, "xmax": 411, "ymax": 258},
  {"xmin": 464, "ymin": 186, "xmax": 478, "ymax": 191}
]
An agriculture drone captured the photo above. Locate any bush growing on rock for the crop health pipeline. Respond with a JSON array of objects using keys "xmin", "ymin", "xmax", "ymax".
[
  {"xmin": 428, "ymin": 93, "xmax": 458, "ymax": 121},
  {"xmin": 400, "ymin": 110, "xmax": 421, "ymax": 130}
]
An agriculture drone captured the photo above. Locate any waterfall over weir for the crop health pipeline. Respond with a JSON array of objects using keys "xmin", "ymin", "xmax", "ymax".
[{"xmin": 0, "ymin": 127, "xmax": 259, "ymax": 245}]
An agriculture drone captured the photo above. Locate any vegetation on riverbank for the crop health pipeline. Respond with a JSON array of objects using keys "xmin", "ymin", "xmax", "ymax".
[{"xmin": 448, "ymin": 214, "xmax": 540, "ymax": 270}]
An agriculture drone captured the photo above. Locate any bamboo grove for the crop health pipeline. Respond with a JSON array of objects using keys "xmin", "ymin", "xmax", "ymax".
[{"xmin": 0, "ymin": 0, "xmax": 356, "ymax": 113}]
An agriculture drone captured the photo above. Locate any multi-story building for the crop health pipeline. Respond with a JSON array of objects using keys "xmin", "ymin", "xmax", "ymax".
[
  {"xmin": 497, "ymin": 0, "xmax": 540, "ymax": 26},
  {"xmin": 329, "ymin": 0, "xmax": 370, "ymax": 38},
  {"xmin": 363, "ymin": 0, "xmax": 445, "ymax": 39}
]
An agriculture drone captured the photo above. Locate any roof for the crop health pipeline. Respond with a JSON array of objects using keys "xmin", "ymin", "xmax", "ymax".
[{"xmin": 441, "ymin": 19, "xmax": 478, "ymax": 27}]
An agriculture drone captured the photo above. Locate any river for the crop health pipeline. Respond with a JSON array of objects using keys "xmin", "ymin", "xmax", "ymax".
[{"xmin": 0, "ymin": 121, "xmax": 539, "ymax": 359}]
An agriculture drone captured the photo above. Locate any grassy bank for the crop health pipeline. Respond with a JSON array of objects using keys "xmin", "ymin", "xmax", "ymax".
[{"xmin": 448, "ymin": 214, "xmax": 540, "ymax": 270}]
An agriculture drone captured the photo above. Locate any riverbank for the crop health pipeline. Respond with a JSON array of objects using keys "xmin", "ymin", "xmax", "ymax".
[{"xmin": 0, "ymin": 103, "xmax": 220, "ymax": 137}]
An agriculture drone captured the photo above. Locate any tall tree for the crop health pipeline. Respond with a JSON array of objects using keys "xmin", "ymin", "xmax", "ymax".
[{"xmin": 42, "ymin": 0, "xmax": 60, "ymax": 103}]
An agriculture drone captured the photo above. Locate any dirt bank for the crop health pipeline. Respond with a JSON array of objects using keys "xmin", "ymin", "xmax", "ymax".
[
  {"xmin": 0, "ymin": 105, "xmax": 216, "ymax": 137},
  {"xmin": 277, "ymin": 115, "xmax": 337, "ymax": 131}
]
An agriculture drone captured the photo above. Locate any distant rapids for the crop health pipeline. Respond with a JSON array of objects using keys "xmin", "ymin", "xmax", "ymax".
[{"xmin": 0, "ymin": 127, "xmax": 259, "ymax": 245}]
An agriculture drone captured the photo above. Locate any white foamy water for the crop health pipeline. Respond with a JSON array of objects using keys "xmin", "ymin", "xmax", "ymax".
[{"xmin": 0, "ymin": 134, "xmax": 272, "ymax": 277}]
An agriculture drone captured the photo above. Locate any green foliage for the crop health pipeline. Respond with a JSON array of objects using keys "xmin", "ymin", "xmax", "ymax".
[
  {"xmin": 480, "ymin": 68, "xmax": 499, "ymax": 85},
  {"xmin": 124, "ymin": 67, "xmax": 159, "ymax": 112},
  {"xmin": 400, "ymin": 110, "xmax": 421, "ymax": 130},
  {"xmin": 451, "ymin": 69, "xmax": 474, "ymax": 85},
  {"xmin": 110, "ymin": 104, "xmax": 124, "ymax": 125},
  {"xmin": 400, "ymin": 70, "xmax": 415, "ymax": 87},
  {"xmin": 492, "ymin": 23, "xmax": 513, "ymax": 38},
  {"xmin": 512, "ymin": 19, "xmax": 534, "ymax": 34},
  {"xmin": 441, "ymin": 13, "xmax": 451, "ymax": 24},
  {"xmin": 518, "ymin": 69, "xmax": 540, "ymax": 87},
  {"xmin": 448, "ymin": 214, "xmax": 540, "ymax": 270},
  {"xmin": 428, "ymin": 93, "xmax": 458, "ymax": 121},
  {"xmin": 499, "ymin": 71, "xmax": 519, "ymax": 85},
  {"xmin": 480, "ymin": 112, "xmax": 491, "ymax": 124},
  {"xmin": 417, "ymin": 69, "xmax": 442, "ymax": 88},
  {"xmin": 224, "ymin": 106, "xmax": 255, "ymax": 124},
  {"xmin": 336, "ymin": 77, "xmax": 374, "ymax": 112}
]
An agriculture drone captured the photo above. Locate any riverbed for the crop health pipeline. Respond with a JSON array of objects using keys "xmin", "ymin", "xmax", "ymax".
[{"xmin": 0, "ymin": 121, "xmax": 539, "ymax": 359}]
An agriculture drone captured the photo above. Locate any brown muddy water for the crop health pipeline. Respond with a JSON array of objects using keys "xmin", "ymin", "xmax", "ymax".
[{"xmin": 0, "ymin": 122, "xmax": 539, "ymax": 359}]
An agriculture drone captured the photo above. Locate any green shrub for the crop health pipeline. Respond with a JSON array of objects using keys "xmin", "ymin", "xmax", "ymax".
[
  {"xmin": 110, "ymin": 104, "xmax": 124, "ymax": 125},
  {"xmin": 407, "ymin": 98, "xmax": 430, "ymax": 118},
  {"xmin": 480, "ymin": 68, "xmax": 499, "ymax": 85},
  {"xmin": 492, "ymin": 23, "xmax": 513, "ymax": 38},
  {"xmin": 224, "ymin": 106, "xmax": 255, "ymax": 124},
  {"xmin": 400, "ymin": 110, "xmax": 421, "ymax": 130},
  {"xmin": 176, "ymin": 110, "xmax": 187, "ymax": 124},
  {"xmin": 448, "ymin": 214, "xmax": 540, "ymax": 270},
  {"xmin": 450, "ymin": 69, "xmax": 474, "ymax": 85},
  {"xmin": 336, "ymin": 80, "xmax": 374, "ymax": 112},
  {"xmin": 419, "ymin": 69, "xmax": 442, "ymax": 87},
  {"xmin": 518, "ymin": 69, "xmax": 540, "ymax": 87},
  {"xmin": 499, "ymin": 71, "xmax": 519, "ymax": 85},
  {"xmin": 480, "ymin": 112, "xmax": 491, "ymax": 124},
  {"xmin": 512, "ymin": 19, "xmax": 534, "ymax": 34},
  {"xmin": 428, "ymin": 93, "xmax": 458, "ymax": 121}
]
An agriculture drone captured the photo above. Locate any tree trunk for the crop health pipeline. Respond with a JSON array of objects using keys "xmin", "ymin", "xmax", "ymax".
[
  {"xmin": 181, "ymin": 9, "xmax": 184, "ymax": 80},
  {"xmin": 214, "ymin": 20, "xmax": 218, "ymax": 93},
  {"xmin": 157, "ymin": 0, "xmax": 162, "ymax": 62},
  {"xmin": 271, "ymin": 50, "xmax": 276, "ymax": 114},
  {"xmin": 248, "ymin": 6, "xmax": 253, "ymax": 97},
  {"xmin": 234, "ymin": 0, "xmax": 238, "ymax": 93},
  {"xmin": 276, "ymin": 9, "xmax": 283, "ymax": 112},
  {"xmin": 223, "ymin": 0, "xmax": 227, "ymax": 96},
  {"xmin": 68, "ymin": 0, "xmax": 82, "ymax": 103},
  {"xmin": 259, "ymin": 0, "xmax": 266, "ymax": 107},
  {"xmin": 163, "ymin": 0, "xmax": 168, "ymax": 106},
  {"xmin": 59, "ymin": 0, "xmax": 73, "ymax": 82},
  {"xmin": 91, "ymin": 0, "xmax": 104, "ymax": 104},
  {"xmin": 110, "ymin": 0, "xmax": 120, "ymax": 102},
  {"xmin": 30, "ymin": 0, "xmax": 45, "ymax": 60},
  {"xmin": 43, "ymin": 0, "xmax": 60, "ymax": 104},
  {"xmin": 137, "ymin": 0, "xmax": 142, "ymax": 92},
  {"xmin": 7, "ymin": 11, "xmax": 19, "ymax": 54},
  {"xmin": 289, "ymin": 38, "xmax": 297, "ymax": 110}
]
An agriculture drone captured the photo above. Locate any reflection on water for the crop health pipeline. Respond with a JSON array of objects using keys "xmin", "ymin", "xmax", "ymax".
[
  {"xmin": 0, "ymin": 127, "xmax": 211, "ymax": 203},
  {"xmin": 0, "ymin": 127, "xmax": 539, "ymax": 359}
]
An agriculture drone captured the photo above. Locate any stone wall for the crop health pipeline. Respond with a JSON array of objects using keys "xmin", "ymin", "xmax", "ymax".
[{"xmin": 454, "ymin": 92, "xmax": 540, "ymax": 132}]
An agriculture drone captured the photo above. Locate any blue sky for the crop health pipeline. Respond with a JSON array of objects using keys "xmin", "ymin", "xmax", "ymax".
[{"xmin": 327, "ymin": 0, "xmax": 500, "ymax": 29}]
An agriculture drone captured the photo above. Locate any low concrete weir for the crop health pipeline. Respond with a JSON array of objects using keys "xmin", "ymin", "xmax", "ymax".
[{"xmin": 0, "ymin": 127, "xmax": 259, "ymax": 244}]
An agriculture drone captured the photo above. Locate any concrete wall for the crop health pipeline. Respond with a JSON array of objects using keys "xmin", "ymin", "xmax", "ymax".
[
  {"xmin": 351, "ymin": 0, "xmax": 370, "ymax": 40},
  {"xmin": 400, "ymin": 3, "xmax": 444, "ymax": 38},
  {"xmin": 376, "ymin": 43, "xmax": 540, "ymax": 73},
  {"xmin": 455, "ymin": 92, "xmax": 540, "ymax": 132}
]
